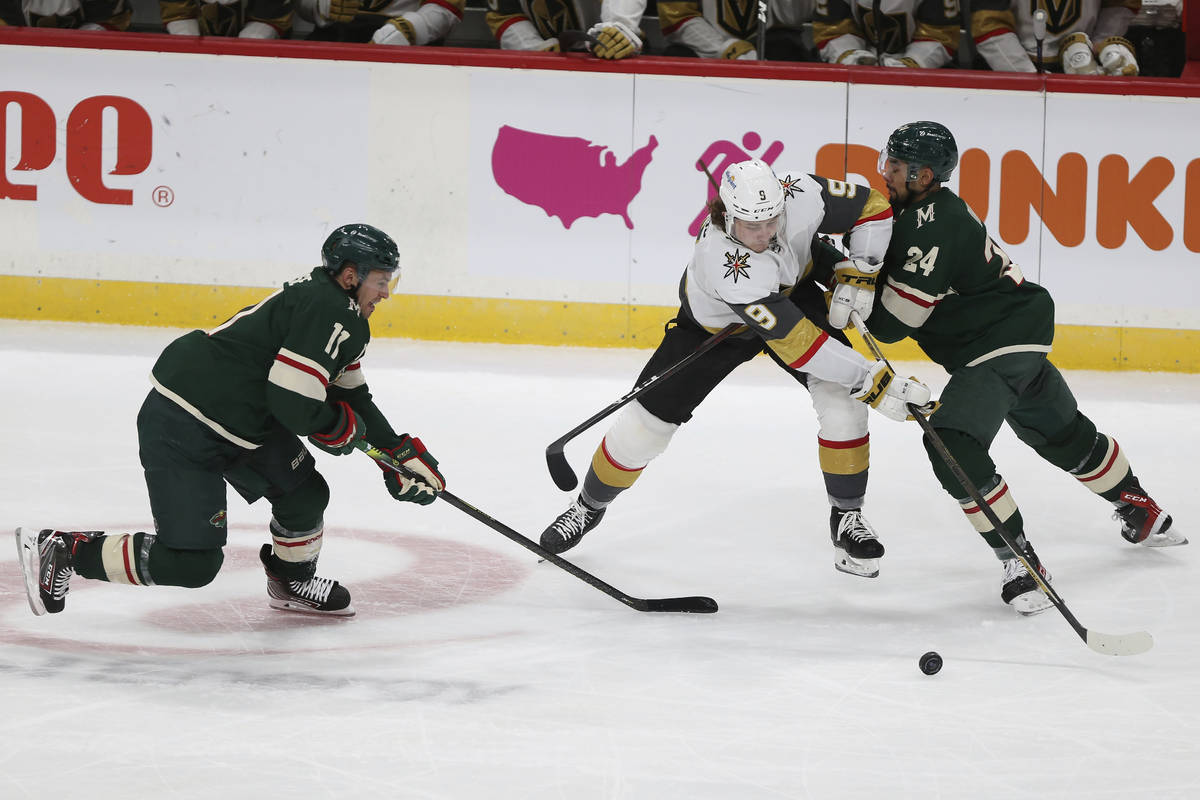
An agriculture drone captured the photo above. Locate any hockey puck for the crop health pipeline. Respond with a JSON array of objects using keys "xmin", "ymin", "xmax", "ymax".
[{"xmin": 919, "ymin": 651, "xmax": 942, "ymax": 675}]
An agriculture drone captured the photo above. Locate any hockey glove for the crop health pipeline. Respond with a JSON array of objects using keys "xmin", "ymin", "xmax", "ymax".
[
  {"xmin": 308, "ymin": 400, "xmax": 365, "ymax": 456},
  {"xmin": 538, "ymin": 37, "xmax": 561, "ymax": 51},
  {"xmin": 879, "ymin": 54, "xmax": 920, "ymax": 68},
  {"xmin": 721, "ymin": 39, "xmax": 757, "ymax": 60},
  {"xmin": 1096, "ymin": 36, "xmax": 1138, "ymax": 76},
  {"xmin": 828, "ymin": 258, "xmax": 880, "ymax": 330},
  {"xmin": 1061, "ymin": 32, "xmax": 1101, "ymax": 75},
  {"xmin": 379, "ymin": 435, "xmax": 445, "ymax": 505},
  {"xmin": 372, "ymin": 16, "xmax": 415, "ymax": 45},
  {"xmin": 851, "ymin": 361, "xmax": 933, "ymax": 422},
  {"xmin": 588, "ymin": 21, "xmax": 641, "ymax": 60}
]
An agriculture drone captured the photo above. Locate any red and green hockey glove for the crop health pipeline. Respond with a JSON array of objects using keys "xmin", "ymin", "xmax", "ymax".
[{"xmin": 378, "ymin": 435, "xmax": 445, "ymax": 505}]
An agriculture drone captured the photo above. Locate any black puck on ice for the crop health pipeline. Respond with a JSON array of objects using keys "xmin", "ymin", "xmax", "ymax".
[{"xmin": 919, "ymin": 651, "xmax": 942, "ymax": 675}]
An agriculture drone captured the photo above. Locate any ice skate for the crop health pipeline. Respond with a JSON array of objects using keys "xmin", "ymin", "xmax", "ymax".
[
  {"xmin": 14, "ymin": 527, "xmax": 97, "ymax": 616},
  {"xmin": 259, "ymin": 544, "xmax": 354, "ymax": 616},
  {"xmin": 1001, "ymin": 542, "xmax": 1053, "ymax": 616},
  {"xmin": 540, "ymin": 497, "xmax": 606, "ymax": 555},
  {"xmin": 1114, "ymin": 486, "xmax": 1186, "ymax": 547},
  {"xmin": 831, "ymin": 508, "xmax": 884, "ymax": 578}
]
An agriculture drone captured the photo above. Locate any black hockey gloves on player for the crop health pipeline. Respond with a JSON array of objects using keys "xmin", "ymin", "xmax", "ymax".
[
  {"xmin": 376, "ymin": 435, "xmax": 445, "ymax": 505},
  {"xmin": 851, "ymin": 361, "xmax": 934, "ymax": 421}
]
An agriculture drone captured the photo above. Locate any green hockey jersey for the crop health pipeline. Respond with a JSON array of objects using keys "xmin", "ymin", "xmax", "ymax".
[
  {"xmin": 867, "ymin": 188, "xmax": 1055, "ymax": 370},
  {"xmin": 150, "ymin": 267, "xmax": 391, "ymax": 449}
]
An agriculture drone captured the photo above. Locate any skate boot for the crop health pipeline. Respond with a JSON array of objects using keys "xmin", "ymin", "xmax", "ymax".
[
  {"xmin": 540, "ymin": 497, "xmax": 606, "ymax": 555},
  {"xmin": 13, "ymin": 527, "xmax": 98, "ymax": 616},
  {"xmin": 1001, "ymin": 541, "xmax": 1053, "ymax": 616},
  {"xmin": 831, "ymin": 508, "xmax": 884, "ymax": 578},
  {"xmin": 1114, "ymin": 485, "xmax": 1186, "ymax": 547},
  {"xmin": 259, "ymin": 544, "xmax": 354, "ymax": 616}
]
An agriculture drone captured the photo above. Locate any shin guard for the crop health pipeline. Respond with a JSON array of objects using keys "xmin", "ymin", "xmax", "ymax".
[{"xmin": 582, "ymin": 401, "xmax": 678, "ymax": 507}]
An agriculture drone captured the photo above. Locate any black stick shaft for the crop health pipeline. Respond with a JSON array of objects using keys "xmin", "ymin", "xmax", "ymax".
[
  {"xmin": 756, "ymin": 0, "xmax": 767, "ymax": 59},
  {"xmin": 545, "ymin": 323, "xmax": 739, "ymax": 491},
  {"xmin": 361, "ymin": 443, "xmax": 717, "ymax": 614}
]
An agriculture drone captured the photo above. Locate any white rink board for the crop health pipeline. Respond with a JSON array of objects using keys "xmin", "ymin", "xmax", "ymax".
[
  {"xmin": 464, "ymin": 67, "xmax": 636, "ymax": 303},
  {"xmin": 1, "ymin": 45, "xmax": 372, "ymax": 286},
  {"xmin": 2, "ymin": 42, "xmax": 1200, "ymax": 329},
  {"xmin": 1040, "ymin": 92, "xmax": 1200, "ymax": 327}
]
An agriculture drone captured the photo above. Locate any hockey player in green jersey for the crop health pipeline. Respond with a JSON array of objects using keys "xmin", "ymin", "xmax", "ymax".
[
  {"xmin": 15, "ymin": 223, "xmax": 445, "ymax": 618},
  {"xmin": 869, "ymin": 121, "xmax": 1185, "ymax": 615}
]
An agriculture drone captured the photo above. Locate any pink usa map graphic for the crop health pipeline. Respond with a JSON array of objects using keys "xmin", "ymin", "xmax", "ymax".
[{"xmin": 491, "ymin": 125, "xmax": 658, "ymax": 229}]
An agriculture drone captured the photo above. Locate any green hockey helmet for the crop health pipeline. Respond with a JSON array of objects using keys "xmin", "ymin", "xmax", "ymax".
[
  {"xmin": 883, "ymin": 121, "xmax": 959, "ymax": 183},
  {"xmin": 321, "ymin": 224, "xmax": 400, "ymax": 282}
]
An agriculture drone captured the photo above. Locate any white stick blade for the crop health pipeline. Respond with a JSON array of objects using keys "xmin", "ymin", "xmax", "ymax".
[{"xmin": 1086, "ymin": 629, "xmax": 1154, "ymax": 656}]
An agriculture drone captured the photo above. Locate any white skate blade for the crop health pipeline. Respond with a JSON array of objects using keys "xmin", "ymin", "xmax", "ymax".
[
  {"xmin": 834, "ymin": 553, "xmax": 879, "ymax": 579},
  {"xmin": 1009, "ymin": 589, "xmax": 1054, "ymax": 616},
  {"xmin": 267, "ymin": 597, "xmax": 356, "ymax": 617},
  {"xmin": 13, "ymin": 527, "xmax": 47, "ymax": 616},
  {"xmin": 1141, "ymin": 528, "xmax": 1187, "ymax": 547}
]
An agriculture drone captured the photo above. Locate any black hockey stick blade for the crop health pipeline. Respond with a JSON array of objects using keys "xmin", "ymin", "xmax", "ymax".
[
  {"xmin": 545, "ymin": 440, "xmax": 578, "ymax": 491},
  {"xmin": 641, "ymin": 596, "xmax": 719, "ymax": 613},
  {"xmin": 361, "ymin": 442, "xmax": 717, "ymax": 614},
  {"xmin": 558, "ymin": 29, "xmax": 598, "ymax": 52}
]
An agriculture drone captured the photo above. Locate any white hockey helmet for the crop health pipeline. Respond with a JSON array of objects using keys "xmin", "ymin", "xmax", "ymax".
[{"xmin": 719, "ymin": 159, "xmax": 785, "ymax": 230}]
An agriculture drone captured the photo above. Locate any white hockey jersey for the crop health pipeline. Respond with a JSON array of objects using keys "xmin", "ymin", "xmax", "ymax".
[{"xmin": 682, "ymin": 171, "xmax": 892, "ymax": 388}]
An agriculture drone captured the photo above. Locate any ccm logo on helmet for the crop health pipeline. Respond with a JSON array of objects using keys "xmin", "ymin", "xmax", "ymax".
[{"xmin": 1, "ymin": 91, "xmax": 153, "ymax": 206}]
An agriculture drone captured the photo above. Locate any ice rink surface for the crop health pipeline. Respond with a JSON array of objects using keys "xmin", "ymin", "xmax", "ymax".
[{"xmin": 1, "ymin": 320, "xmax": 1197, "ymax": 799}]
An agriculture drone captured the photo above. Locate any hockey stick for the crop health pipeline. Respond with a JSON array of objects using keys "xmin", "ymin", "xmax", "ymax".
[
  {"xmin": 756, "ymin": 0, "xmax": 767, "ymax": 60},
  {"xmin": 545, "ymin": 322, "xmax": 740, "ymax": 491},
  {"xmin": 360, "ymin": 441, "xmax": 718, "ymax": 613},
  {"xmin": 1032, "ymin": 8, "xmax": 1047, "ymax": 73},
  {"xmin": 558, "ymin": 29, "xmax": 598, "ymax": 52},
  {"xmin": 848, "ymin": 312, "xmax": 1153, "ymax": 656}
]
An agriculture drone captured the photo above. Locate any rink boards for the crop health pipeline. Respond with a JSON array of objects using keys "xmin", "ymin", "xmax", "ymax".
[{"xmin": 1, "ymin": 31, "xmax": 1199, "ymax": 370}]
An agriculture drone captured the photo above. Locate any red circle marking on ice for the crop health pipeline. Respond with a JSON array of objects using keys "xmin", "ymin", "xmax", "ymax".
[{"xmin": 0, "ymin": 524, "xmax": 532, "ymax": 655}]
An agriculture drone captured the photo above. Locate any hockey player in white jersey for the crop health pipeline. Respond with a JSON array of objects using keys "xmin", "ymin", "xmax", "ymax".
[
  {"xmin": 970, "ymin": 0, "xmax": 1141, "ymax": 74},
  {"xmin": 541, "ymin": 160, "xmax": 932, "ymax": 579}
]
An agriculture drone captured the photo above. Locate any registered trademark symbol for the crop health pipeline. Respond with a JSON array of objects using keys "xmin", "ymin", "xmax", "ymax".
[{"xmin": 152, "ymin": 186, "xmax": 174, "ymax": 207}]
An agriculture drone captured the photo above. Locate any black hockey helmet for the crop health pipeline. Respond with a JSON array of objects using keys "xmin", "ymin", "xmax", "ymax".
[
  {"xmin": 321, "ymin": 224, "xmax": 400, "ymax": 282},
  {"xmin": 884, "ymin": 121, "xmax": 959, "ymax": 183}
]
